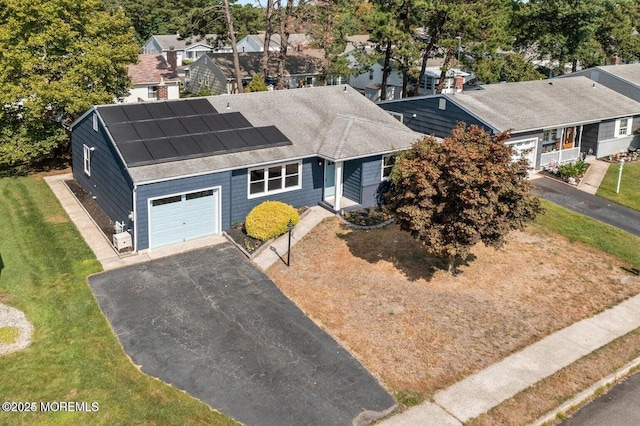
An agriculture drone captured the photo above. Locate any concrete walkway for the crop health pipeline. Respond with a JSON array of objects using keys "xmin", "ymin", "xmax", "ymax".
[{"xmin": 577, "ymin": 158, "xmax": 610, "ymax": 195}]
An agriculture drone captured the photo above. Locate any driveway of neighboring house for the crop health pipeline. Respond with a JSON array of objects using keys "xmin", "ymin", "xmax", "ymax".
[{"xmin": 88, "ymin": 243, "xmax": 394, "ymax": 426}]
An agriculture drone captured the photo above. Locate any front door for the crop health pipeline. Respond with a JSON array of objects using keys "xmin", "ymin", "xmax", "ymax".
[{"xmin": 324, "ymin": 161, "xmax": 335, "ymax": 199}]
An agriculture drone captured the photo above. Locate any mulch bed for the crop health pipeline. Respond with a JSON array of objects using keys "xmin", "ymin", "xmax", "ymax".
[{"xmin": 65, "ymin": 179, "xmax": 116, "ymax": 238}]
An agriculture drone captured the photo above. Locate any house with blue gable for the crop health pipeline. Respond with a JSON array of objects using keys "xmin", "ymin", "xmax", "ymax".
[
  {"xmin": 379, "ymin": 77, "xmax": 640, "ymax": 169},
  {"xmin": 71, "ymin": 86, "xmax": 421, "ymax": 252}
]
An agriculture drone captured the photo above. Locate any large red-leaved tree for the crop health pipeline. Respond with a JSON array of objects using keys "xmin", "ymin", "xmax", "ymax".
[{"xmin": 384, "ymin": 124, "xmax": 543, "ymax": 273}]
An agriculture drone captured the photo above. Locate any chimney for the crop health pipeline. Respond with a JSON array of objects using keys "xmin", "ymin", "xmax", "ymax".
[
  {"xmin": 453, "ymin": 75, "xmax": 464, "ymax": 91},
  {"xmin": 166, "ymin": 46, "xmax": 178, "ymax": 71},
  {"xmin": 610, "ymin": 54, "xmax": 621, "ymax": 65},
  {"xmin": 156, "ymin": 78, "xmax": 168, "ymax": 100}
]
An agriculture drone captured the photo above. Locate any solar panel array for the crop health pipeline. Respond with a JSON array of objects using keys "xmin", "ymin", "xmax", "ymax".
[{"xmin": 98, "ymin": 99, "xmax": 292, "ymax": 167}]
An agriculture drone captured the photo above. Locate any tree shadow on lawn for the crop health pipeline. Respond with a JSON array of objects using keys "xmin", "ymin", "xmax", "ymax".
[{"xmin": 336, "ymin": 223, "xmax": 476, "ymax": 282}]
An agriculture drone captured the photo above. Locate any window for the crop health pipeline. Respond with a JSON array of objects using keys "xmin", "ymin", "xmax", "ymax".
[
  {"xmin": 369, "ymin": 70, "xmax": 374, "ymax": 80},
  {"xmin": 83, "ymin": 144, "xmax": 92, "ymax": 176},
  {"xmin": 382, "ymin": 154, "xmax": 396, "ymax": 180},
  {"xmin": 438, "ymin": 98, "xmax": 447, "ymax": 110},
  {"xmin": 148, "ymin": 86, "xmax": 158, "ymax": 99},
  {"xmin": 92, "ymin": 113, "xmax": 98, "ymax": 132},
  {"xmin": 248, "ymin": 161, "xmax": 301, "ymax": 197},
  {"xmin": 615, "ymin": 118, "xmax": 632, "ymax": 137},
  {"xmin": 204, "ymin": 75, "xmax": 209, "ymax": 86},
  {"xmin": 543, "ymin": 128, "xmax": 559, "ymax": 142}
]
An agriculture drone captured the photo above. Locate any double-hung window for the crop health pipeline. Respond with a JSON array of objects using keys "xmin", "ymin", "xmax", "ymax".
[
  {"xmin": 83, "ymin": 144, "xmax": 92, "ymax": 176},
  {"xmin": 249, "ymin": 161, "xmax": 301, "ymax": 197},
  {"xmin": 615, "ymin": 118, "xmax": 632, "ymax": 138},
  {"xmin": 382, "ymin": 154, "xmax": 396, "ymax": 180}
]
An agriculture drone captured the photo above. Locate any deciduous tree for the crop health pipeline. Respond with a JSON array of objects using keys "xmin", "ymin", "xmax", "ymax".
[
  {"xmin": 384, "ymin": 125, "xmax": 543, "ymax": 273},
  {"xmin": 0, "ymin": 0, "xmax": 138, "ymax": 167}
]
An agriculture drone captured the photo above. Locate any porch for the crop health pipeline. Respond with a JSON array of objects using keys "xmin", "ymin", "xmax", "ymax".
[
  {"xmin": 539, "ymin": 125, "xmax": 584, "ymax": 168},
  {"xmin": 540, "ymin": 147, "xmax": 581, "ymax": 168}
]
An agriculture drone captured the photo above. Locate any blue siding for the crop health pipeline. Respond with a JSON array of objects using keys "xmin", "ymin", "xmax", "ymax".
[
  {"xmin": 343, "ymin": 160, "xmax": 362, "ymax": 203},
  {"xmin": 229, "ymin": 158, "xmax": 323, "ymax": 224},
  {"xmin": 72, "ymin": 112, "xmax": 134, "ymax": 230},
  {"xmin": 136, "ymin": 172, "xmax": 232, "ymax": 251},
  {"xmin": 360, "ymin": 156, "xmax": 385, "ymax": 207},
  {"xmin": 379, "ymin": 96, "xmax": 491, "ymax": 137}
]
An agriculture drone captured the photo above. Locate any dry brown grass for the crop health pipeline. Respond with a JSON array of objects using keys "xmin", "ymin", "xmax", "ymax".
[{"xmin": 267, "ymin": 217, "xmax": 640, "ymax": 400}]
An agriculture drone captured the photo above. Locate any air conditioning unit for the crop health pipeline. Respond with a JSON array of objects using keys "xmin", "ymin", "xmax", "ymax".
[{"xmin": 113, "ymin": 231, "xmax": 132, "ymax": 251}]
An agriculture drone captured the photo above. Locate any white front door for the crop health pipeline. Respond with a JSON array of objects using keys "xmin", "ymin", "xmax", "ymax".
[{"xmin": 324, "ymin": 161, "xmax": 335, "ymax": 199}]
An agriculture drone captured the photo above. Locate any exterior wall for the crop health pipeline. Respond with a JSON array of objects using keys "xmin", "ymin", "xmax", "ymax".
[
  {"xmin": 596, "ymin": 116, "xmax": 640, "ymax": 158},
  {"xmin": 122, "ymin": 83, "xmax": 180, "ymax": 103},
  {"xmin": 236, "ymin": 37, "xmax": 263, "ymax": 53},
  {"xmin": 379, "ymin": 96, "xmax": 491, "ymax": 138},
  {"xmin": 185, "ymin": 56, "xmax": 229, "ymax": 95},
  {"xmin": 581, "ymin": 123, "xmax": 599, "ymax": 156},
  {"xmin": 229, "ymin": 158, "xmax": 323, "ymax": 224},
  {"xmin": 360, "ymin": 156, "xmax": 386, "ymax": 207},
  {"xmin": 343, "ymin": 160, "xmax": 362, "ymax": 203},
  {"xmin": 184, "ymin": 44, "xmax": 213, "ymax": 61},
  {"xmin": 347, "ymin": 60, "xmax": 403, "ymax": 93},
  {"xmin": 142, "ymin": 38, "xmax": 162, "ymax": 55},
  {"xmin": 568, "ymin": 70, "xmax": 640, "ymax": 103},
  {"xmin": 135, "ymin": 172, "xmax": 233, "ymax": 251},
  {"xmin": 72, "ymin": 112, "xmax": 134, "ymax": 232}
]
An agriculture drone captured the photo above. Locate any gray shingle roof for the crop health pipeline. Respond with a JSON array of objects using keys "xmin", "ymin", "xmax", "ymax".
[
  {"xmin": 126, "ymin": 86, "xmax": 423, "ymax": 184},
  {"xmin": 206, "ymin": 51, "xmax": 325, "ymax": 79},
  {"xmin": 150, "ymin": 34, "xmax": 219, "ymax": 51},
  {"xmin": 447, "ymin": 76, "xmax": 640, "ymax": 133},
  {"xmin": 595, "ymin": 63, "xmax": 640, "ymax": 87}
]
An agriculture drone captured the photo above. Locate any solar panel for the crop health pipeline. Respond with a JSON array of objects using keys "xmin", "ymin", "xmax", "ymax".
[
  {"xmin": 121, "ymin": 104, "xmax": 153, "ymax": 121},
  {"xmin": 108, "ymin": 122, "xmax": 141, "ymax": 142},
  {"xmin": 101, "ymin": 98, "xmax": 290, "ymax": 167},
  {"xmin": 192, "ymin": 133, "xmax": 227, "ymax": 153},
  {"xmin": 218, "ymin": 130, "xmax": 248, "ymax": 151},
  {"xmin": 257, "ymin": 126, "xmax": 290, "ymax": 145},
  {"xmin": 98, "ymin": 105, "xmax": 128, "ymax": 123},
  {"xmin": 132, "ymin": 120, "xmax": 165, "ymax": 140},
  {"xmin": 157, "ymin": 118, "xmax": 187, "ymax": 137},
  {"xmin": 169, "ymin": 135, "xmax": 203, "ymax": 157},
  {"xmin": 237, "ymin": 128, "xmax": 269, "ymax": 147},
  {"xmin": 117, "ymin": 141, "xmax": 153, "ymax": 165},
  {"xmin": 144, "ymin": 102, "xmax": 175, "ymax": 119},
  {"xmin": 202, "ymin": 114, "xmax": 233, "ymax": 131},
  {"xmin": 179, "ymin": 116, "xmax": 211, "ymax": 133},
  {"xmin": 144, "ymin": 138, "xmax": 178, "ymax": 161},
  {"xmin": 222, "ymin": 112, "xmax": 252, "ymax": 129}
]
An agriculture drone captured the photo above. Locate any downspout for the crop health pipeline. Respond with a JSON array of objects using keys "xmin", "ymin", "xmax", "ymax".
[{"xmin": 132, "ymin": 185, "xmax": 138, "ymax": 253}]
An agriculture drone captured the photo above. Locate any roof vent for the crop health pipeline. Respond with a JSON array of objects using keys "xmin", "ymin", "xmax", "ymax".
[
  {"xmin": 548, "ymin": 81, "xmax": 553, "ymax": 85},
  {"xmin": 343, "ymin": 86, "xmax": 348, "ymax": 92}
]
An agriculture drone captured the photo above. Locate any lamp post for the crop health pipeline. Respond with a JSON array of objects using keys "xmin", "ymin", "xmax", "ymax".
[
  {"xmin": 616, "ymin": 158, "xmax": 624, "ymax": 194},
  {"xmin": 286, "ymin": 219, "xmax": 294, "ymax": 267}
]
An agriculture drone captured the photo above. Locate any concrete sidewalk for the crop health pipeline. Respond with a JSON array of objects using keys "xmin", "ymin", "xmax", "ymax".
[
  {"xmin": 577, "ymin": 158, "xmax": 610, "ymax": 195},
  {"xmin": 380, "ymin": 294, "xmax": 640, "ymax": 426}
]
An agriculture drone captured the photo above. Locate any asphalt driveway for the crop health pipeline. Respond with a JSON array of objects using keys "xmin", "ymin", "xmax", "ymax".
[{"xmin": 89, "ymin": 243, "xmax": 394, "ymax": 426}]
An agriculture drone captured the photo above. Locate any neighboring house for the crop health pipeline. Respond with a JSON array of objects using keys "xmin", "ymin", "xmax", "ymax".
[
  {"xmin": 561, "ymin": 63, "xmax": 640, "ymax": 103},
  {"xmin": 123, "ymin": 54, "xmax": 180, "ymax": 103},
  {"xmin": 143, "ymin": 34, "xmax": 227, "ymax": 66},
  {"xmin": 343, "ymin": 35, "xmax": 374, "ymax": 55},
  {"xmin": 185, "ymin": 51, "xmax": 325, "ymax": 95},
  {"xmin": 347, "ymin": 55, "xmax": 404, "ymax": 102},
  {"xmin": 236, "ymin": 33, "xmax": 311, "ymax": 53},
  {"xmin": 418, "ymin": 67, "xmax": 470, "ymax": 96},
  {"xmin": 70, "ymin": 86, "xmax": 421, "ymax": 251},
  {"xmin": 379, "ymin": 76, "xmax": 640, "ymax": 169}
]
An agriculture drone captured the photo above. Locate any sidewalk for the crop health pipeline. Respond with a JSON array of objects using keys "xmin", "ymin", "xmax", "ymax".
[{"xmin": 577, "ymin": 157, "xmax": 610, "ymax": 195}]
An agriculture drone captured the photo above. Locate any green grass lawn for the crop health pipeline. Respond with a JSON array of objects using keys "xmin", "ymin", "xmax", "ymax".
[
  {"xmin": 0, "ymin": 176, "xmax": 237, "ymax": 425},
  {"xmin": 534, "ymin": 199, "xmax": 640, "ymax": 269},
  {"xmin": 596, "ymin": 160, "xmax": 640, "ymax": 211}
]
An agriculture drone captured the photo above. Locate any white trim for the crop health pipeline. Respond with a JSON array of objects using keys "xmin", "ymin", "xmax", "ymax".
[
  {"xmin": 83, "ymin": 144, "xmax": 91, "ymax": 176},
  {"xmin": 614, "ymin": 117, "xmax": 633, "ymax": 138},
  {"xmin": 506, "ymin": 137, "xmax": 538, "ymax": 166},
  {"xmin": 334, "ymin": 161, "xmax": 344, "ymax": 211},
  {"xmin": 92, "ymin": 113, "xmax": 98, "ymax": 132},
  {"xmin": 132, "ymin": 185, "xmax": 138, "ymax": 252},
  {"xmin": 147, "ymin": 185, "xmax": 222, "ymax": 251},
  {"xmin": 247, "ymin": 160, "xmax": 303, "ymax": 199},
  {"xmin": 381, "ymin": 153, "xmax": 396, "ymax": 180}
]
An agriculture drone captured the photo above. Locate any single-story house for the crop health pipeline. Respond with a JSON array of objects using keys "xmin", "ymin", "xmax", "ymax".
[
  {"xmin": 71, "ymin": 85, "xmax": 421, "ymax": 251},
  {"xmin": 561, "ymin": 63, "xmax": 640, "ymax": 103},
  {"xmin": 379, "ymin": 76, "xmax": 640, "ymax": 169},
  {"xmin": 122, "ymin": 54, "xmax": 180, "ymax": 103},
  {"xmin": 236, "ymin": 33, "xmax": 311, "ymax": 53},
  {"xmin": 185, "ymin": 51, "xmax": 326, "ymax": 95},
  {"xmin": 143, "ymin": 34, "xmax": 228, "ymax": 66}
]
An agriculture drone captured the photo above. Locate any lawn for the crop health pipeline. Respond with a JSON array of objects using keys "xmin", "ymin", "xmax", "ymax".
[
  {"xmin": 267, "ymin": 203, "xmax": 640, "ymax": 417},
  {"xmin": 597, "ymin": 159, "xmax": 640, "ymax": 211},
  {"xmin": 0, "ymin": 176, "xmax": 237, "ymax": 425}
]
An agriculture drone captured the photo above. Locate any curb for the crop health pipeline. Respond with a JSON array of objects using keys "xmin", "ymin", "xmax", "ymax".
[{"xmin": 531, "ymin": 355, "xmax": 640, "ymax": 425}]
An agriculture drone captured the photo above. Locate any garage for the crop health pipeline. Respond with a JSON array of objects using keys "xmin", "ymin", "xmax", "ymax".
[{"xmin": 149, "ymin": 187, "xmax": 220, "ymax": 249}]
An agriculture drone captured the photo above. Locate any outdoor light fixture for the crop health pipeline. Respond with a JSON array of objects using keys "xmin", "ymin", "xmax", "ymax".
[
  {"xmin": 226, "ymin": 102, "xmax": 230, "ymax": 110},
  {"xmin": 287, "ymin": 219, "xmax": 294, "ymax": 267},
  {"xmin": 318, "ymin": 159, "xmax": 323, "ymax": 167}
]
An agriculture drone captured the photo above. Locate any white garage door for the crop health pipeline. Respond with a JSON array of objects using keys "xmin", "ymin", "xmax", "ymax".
[
  {"xmin": 149, "ymin": 188, "xmax": 220, "ymax": 249},
  {"xmin": 508, "ymin": 138, "xmax": 537, "ymax": 168}
]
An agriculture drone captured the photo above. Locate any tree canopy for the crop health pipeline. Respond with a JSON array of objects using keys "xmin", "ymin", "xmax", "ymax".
[
  {"xmin": 0, "ymin": 0, "xmax": 138, "ymax": 167},
  {"xmin": 384, "ymin": 125, "xmax": 543, "ymax": 273}
]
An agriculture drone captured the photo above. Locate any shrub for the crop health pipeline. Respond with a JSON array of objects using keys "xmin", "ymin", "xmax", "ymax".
[
  {"xmin": 557, "ymin": 160, "xmax": 588, "ymax": 179},
  {"xmin": 244, "ymin": 201, "xmax": 300, "ymax": 241}
]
